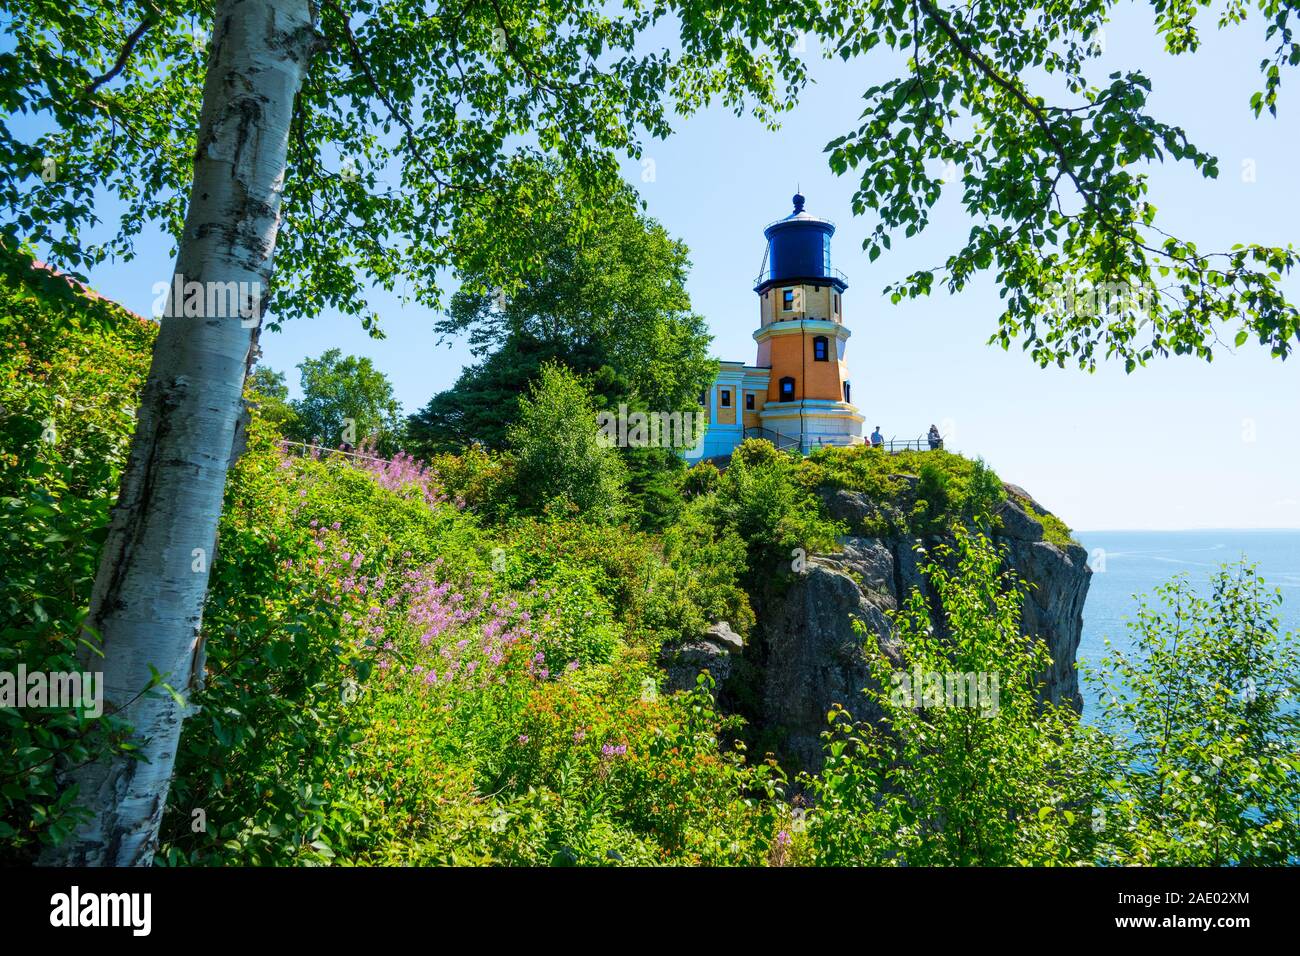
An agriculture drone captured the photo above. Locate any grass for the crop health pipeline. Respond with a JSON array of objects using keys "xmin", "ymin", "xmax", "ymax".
[{"xmin": 798, "ymin": 445, "xmax": 1013, "ymax": 538}]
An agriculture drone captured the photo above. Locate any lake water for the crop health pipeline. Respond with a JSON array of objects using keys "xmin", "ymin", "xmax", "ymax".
[{"xmin": 1073, "ymin": 530, "xmax": 1300, "ymax": 720}]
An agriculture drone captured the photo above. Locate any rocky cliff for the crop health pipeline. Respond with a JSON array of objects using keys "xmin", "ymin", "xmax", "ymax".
[{"xmin": 664, "ymin": 481, "xmax": 1091, "ymax": 772}]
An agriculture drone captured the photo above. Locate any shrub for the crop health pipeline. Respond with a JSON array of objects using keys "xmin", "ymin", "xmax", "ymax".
[
  {"xmin": 682, "ymin": 460, "xmax": 720, "ymax": 498},
  {"xmin": 702, "ymin": 439, "xmax": 842, "ymax": 577},
  {"xmin": 0, "ymin": 278, "xmax": 151, "ymax": 862},
  {"xmin": 802, "ymin": 529, "xmax": 1104, "ymax": 866},
  {"xmin": 802, "ymin": 445, "xmax": 1011, "ymax": 538},
  {"xmin": 506, "ymin": 362, "xmax": 626, "ymax": 522},
  {"xmin": 148, "ymin": 405, "xmax": 770, "ymax": 865},
  {"xmin": 1085, "ymin": 562, "xmax": 1300, "ymax": 865}
]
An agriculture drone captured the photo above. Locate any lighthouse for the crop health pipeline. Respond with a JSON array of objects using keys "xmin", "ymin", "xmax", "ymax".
[{"xmin": 686, "ymin": 193, "xmax": 864, "ymax": 462}]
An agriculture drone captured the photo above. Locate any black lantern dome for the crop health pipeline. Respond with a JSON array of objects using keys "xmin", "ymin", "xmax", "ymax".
[{"xmin": 755, "ymin": 193, "xmax": 847, "ymax": 293}]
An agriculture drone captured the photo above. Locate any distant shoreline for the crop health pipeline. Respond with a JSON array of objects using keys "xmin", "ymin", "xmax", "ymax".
[{"xmin": 1075, "ymin": 527, "xmax": 1300, "ymax": 534}]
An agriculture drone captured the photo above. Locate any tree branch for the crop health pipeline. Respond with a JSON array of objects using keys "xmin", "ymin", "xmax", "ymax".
[
  {"xmin": 83, "ymin": 13, "xmax": 157, "ymax": 98},
  {"xmin": 915, "ymin": 0, "xmax": 1222, "ymax": 276},
  {"xmin": 324, "ymin": 0, "xmax": 479, "ymax": 196}
]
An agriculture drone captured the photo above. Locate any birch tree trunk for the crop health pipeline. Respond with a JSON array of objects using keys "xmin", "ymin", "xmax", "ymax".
[{"xmin": 43, "ymin": 0, "xmax": 320, "ymax": 866}]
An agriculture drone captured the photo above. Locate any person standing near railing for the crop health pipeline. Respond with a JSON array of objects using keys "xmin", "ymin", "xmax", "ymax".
[
  {"xmin": 928, "ymin": 424, "xmax": 942, "ymax": 450},
  {"xmin": 870, "ymin": 426, "xmax": 884, "ymax": 449}
]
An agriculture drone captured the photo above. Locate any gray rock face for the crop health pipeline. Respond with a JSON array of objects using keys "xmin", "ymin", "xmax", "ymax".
[
  {"xmin": 1001, "ymin": 536, "xmax": 1090, "ymax": 712},
  {"xmin": 751, "ymin": 522, "xmax": 1090, "ymax": 772},
  {"xmin": 661, "ymin": 621, "xmax": 746, "ymax": 693},
  {"xmin": 995, "ymin": 496, "xmax": 1044, "ymax": 542},
  {"xmin": 755, "ymin": 554, "xmax": 900, "ymax": 768},
  {"xmin": 703, "ymin": 621, "xmax": 744, "ymax": 652},
  {"xmin": 817, "ymin": 484, "xmax": 913, "ymax": 536}
]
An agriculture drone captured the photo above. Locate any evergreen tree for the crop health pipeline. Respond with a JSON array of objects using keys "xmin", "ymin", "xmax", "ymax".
[{"xmin": 407, "ymin": 333, "xmax": 625, "ymax": 455}]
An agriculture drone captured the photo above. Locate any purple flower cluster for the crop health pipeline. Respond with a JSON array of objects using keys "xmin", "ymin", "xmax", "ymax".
[
  {"xmin": 392, "ymin": 567, "xmax": 540, "ymax": 691},
  {"xmin": 272, "ymin": 443, "xmax": 568, "ymax": 704},
  {"xmin": 281, "ymin": 523, "xmax": 392, "ymax": 647},
  {"xmin": 358, "ymin": 449, "xmax": 456, "ymax": 510}
]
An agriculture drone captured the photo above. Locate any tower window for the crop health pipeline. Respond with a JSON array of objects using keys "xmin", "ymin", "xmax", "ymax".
[
  {"xmin": 782, "ymin": 289, "xmax": 795, "ymax": 311},
  {"xmin": 834, "ymin": 293, "xmax": 840, "ymax": 314},
  {"xmin": 813, "ymin": 336, "xmax": 829, "ymax": 362},
  {"xmin": 720, "ymin": 389, "xmax": 731, "ymax": 408},
  {"xmin": 843, "ymin": 381, "xmax": 851, "ymax": 403},
  {"xmin": 779, "ymin": 377, "xmax": 796, "ymax": 401},
  {"xmin": 745, "ymin": 393, "xmax": 755, "ymax": 411}
]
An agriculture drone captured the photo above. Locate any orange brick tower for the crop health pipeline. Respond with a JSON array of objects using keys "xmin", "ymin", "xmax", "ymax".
[{"xmin": 752, "ymin": 193, "xmax": 863, "ymax": 451}]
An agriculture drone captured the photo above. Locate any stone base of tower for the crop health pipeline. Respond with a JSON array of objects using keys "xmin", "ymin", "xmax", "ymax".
[{"xmin": 759, "ymin": 400, "xmax": 864, "ymax": 454}]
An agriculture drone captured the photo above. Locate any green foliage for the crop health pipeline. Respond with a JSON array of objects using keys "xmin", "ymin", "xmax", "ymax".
[
  {"xmin": 1003, "ymin": 490, "xmax": 1077, "ymax": 548},
  {"xmin": 249, "ymin": 367, "xmax": 288, "ymax": 401},
  {"xmin": 5, "ymin": 0, "xmax": 1296, "ymax": 379},
  {"xmin": 914, "ymin": 460, "xmax": 951, "ymax": 531},
  {"xmin": 2, "ymin": 1, "xmax": 807, "ymax": 328},
  {"xmin": 682, "ymin": 460, "xmax": 721, "ymax": 498},
  {"xmin": 151, "ymin": 422, "xmax": 776, "ymax": 865},
  {"xmin": 815, "ymin": 0, "xmax": 1299, "ymax": 368},
  {"xmin": 966, "ymin": 457, "xmax": 1006, "ymax": 526},
  {"xmin": 287, "ymin": 349, "xmax": 404, "ymax": 455},
  {"xmin": 2, "ymin": 272, "xmax": 779, "ymax": 865},
  {"xmin": 426, "ymin": 444, "xmax": 511, "ymax": 515},
  {"xmin": 1037, "ymin": 513, "xmax": 1076, "ymax": 549},
  {"xmin": 247, "ymin": 366, "xmax": 300, "ymax": 437},
  {"xmin": 157, "ymin": 417, "xmax": 488, "ymax": 865},
  {"xmin": 802, "ymin": 529, "xmax": 1107, "ymax": 866},
  {"xmin": 407, "ymin": 333, "xmax": 620, "ymax": 455},
  {"xmin": 622, "ymin": 447, "xmax": 687, "ymax": 532},
  {"xmin": 699, "ymin": 439, "xmax": 843, "ymax": 577},
  {"xmin": 655, "ymin": 506, "xmax": 756, "ymax": 643},
  {"xmin": 1085, "ymin": 563, "xmax": 1300, "ymax": 865},
  {"xmin": 340, "ymin": 669, "xmax": 787, "ymax": 866},
  {"xmin": 6, "ymin": 273, "xmax": 1299, "ymax": 868},
  {"xmin": 425, "ymin": 176, "xmax": 717, "ymax": 437},
  {"xmin": 506, "ymin": 363, "xmax": 627, "ymax": 522},
  {"xmin": 9, "ymin": 0, "xmax": 1299, "ymax": 872},
  {"xmin": 0, "ymin": 274, "xmax": 151, "ymax": 862},
  {"xmin": 803, "ymin": 445, "xmax": 1009, "ymax": 537}
]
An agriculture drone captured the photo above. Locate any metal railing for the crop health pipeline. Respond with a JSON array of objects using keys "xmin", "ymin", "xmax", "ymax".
[
  {"xmin": 872, "ymin": 437, "xmax": 944, "ymax": 453},
  {"xmin": 762, "ymin": 213, "xmax": 838, "ymax": 231},
  {"xmin": 743, "ymin": 426, "xmax": 801, "ymax": 452},
  {"xmin": 276, "ymin": 439, "xmax": 391, "ymax": 464},
  {"xmin": 741, "ymin": 430, "xmax": 945, "ymax": 455},
  {"xmin": 753, "ymin": 266, "xmax": 851, "ymax": 287}
]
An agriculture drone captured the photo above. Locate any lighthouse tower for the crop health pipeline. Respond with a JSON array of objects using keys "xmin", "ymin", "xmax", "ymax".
[
  {"xmin": 684, "ymin": 192, "xmax": 863, "ymax": 463},
  {"xmin": 753, "ymin": 193, "xmax": 863, "ymax": 451}
]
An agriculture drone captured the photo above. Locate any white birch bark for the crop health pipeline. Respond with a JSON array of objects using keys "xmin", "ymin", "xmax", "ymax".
[{"xmin": 43, "ymin": 0, "xmax": 321, "ymax": 866}]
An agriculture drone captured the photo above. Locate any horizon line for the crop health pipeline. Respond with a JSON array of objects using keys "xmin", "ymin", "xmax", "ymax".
[{"xmin": 1073, "ymin": 526, "xmax": 1300, "ymax": 534}]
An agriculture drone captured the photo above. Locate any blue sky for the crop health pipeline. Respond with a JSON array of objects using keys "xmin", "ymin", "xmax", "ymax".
[{"xmin": 42, "ymin": 3, "xmax": 1300, "ymax": 531}]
